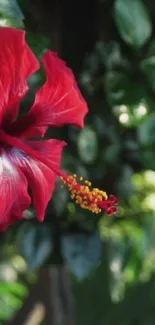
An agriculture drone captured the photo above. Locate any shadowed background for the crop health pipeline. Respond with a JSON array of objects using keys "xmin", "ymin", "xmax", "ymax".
[{"xmin": 0, "ymin": 0, "xmax": 155, "ymax": 324}]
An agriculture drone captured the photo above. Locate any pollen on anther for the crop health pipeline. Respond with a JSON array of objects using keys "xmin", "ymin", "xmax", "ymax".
[{"xmin": 60, "ymin": 174, "xmax": 118, "ymax": 215}]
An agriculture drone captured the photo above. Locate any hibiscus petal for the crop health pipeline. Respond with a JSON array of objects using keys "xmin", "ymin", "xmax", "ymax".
[
  {"xmin": 0, "ymin": 27, "xmax": 39, "ymax": 127},
  {"xmin": 0, "ymin": 149, "xmax": 31, "ymax": 231},
  {"xmin": 8, "ymin": 139, "xmax": 66, "ymax": 222},
  {"xmin": 10, "ymin": 51, "xmax": 88, "ymax": 138}
]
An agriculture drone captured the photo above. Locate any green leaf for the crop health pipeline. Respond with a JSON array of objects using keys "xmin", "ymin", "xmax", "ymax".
[
  {"xmin": 114, "ymin": 0, "xmax": 152, "ymax": 48},
  {"xmin": 0, "ymin": 282, "xmax": 27, "ymax": 321},
  {"xmin": 17, "ymin": 223, "xmax": 52, "ymax": 270},
  {"xmin": 89, "ymin": 68, "xmax": 148, "ymax": 107},
  {"xmin": 116, "ymin": 165, "xmax": 134, "ymax": 198},
  {"xmin": 96, "ymin": 41, "xmax": 122, "ymax": 70},
  {"xmin": 53, "ymin": 183, "xmax": 69, "ymax": 216},
  {"xmin": 26, "ymin": 32, "xmax": 50, "ymax": 59},
  {"xmin": 0, "ymin": 282, "xmax": 27, "ymax": 297},
  {"xmin": 61, "ymin": 233, "xmax": 102, "ymax": 280},
  {"xmin": 138, "ymin": 113, "xmax": 155, "ymax": 145},
  {"xmin": 104, "ymin": 71, "xmax": 130, "ymax": 106},
  {"xmin": 78, "ymin": 126, "xmax": 98, "ymax": 163},
  {"xmin": 104, "ymin": 144, "xmax": 121, "ymax": 165},
  {"xmin": 140, "ymin": 57, "xmax": 155, "ymax": 90},
  {"xmin": 0, "ymin": 297, "xmax": 14, "ymax": 321},
  {"xmin": 0, "ymin": 0, "xmax": 24, "ymax": 28},
  {"xmin": 140, "ymin": 150, "xmax": 155, "ymax": 170},
  {"xmin": 104, "ymin": 72, "xmax": 148, "ymax": 106}
]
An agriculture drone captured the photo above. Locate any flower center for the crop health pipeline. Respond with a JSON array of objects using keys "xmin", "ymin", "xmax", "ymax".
[
  {"xmin": 0, "ymin": 129, "xmax": 118, "ymax": 215},
  {"xmin": 60, "ymin": 174, "xmax": 118, "ymax": 215}
]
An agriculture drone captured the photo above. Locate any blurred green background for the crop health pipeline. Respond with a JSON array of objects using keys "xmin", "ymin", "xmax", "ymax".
[{"xmin": 1, "ymin": 0, "xmax": 155, "ymax": 324}]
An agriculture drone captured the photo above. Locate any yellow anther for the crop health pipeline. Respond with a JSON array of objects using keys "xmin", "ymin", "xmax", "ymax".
[{"xmin": 60, "ymin": 174, "xmax": 109, "ymax": 214}]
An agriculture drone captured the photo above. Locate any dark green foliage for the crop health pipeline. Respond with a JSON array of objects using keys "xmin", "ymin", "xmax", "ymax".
[{"xmin": 1, "ymin": 0, "xmax": 155, "ymax": 324}]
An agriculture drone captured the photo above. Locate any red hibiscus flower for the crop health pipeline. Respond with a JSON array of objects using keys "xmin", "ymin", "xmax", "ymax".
[{"xmin": 0, "ymin": 27, "xmax": 118, "ymax": 231}]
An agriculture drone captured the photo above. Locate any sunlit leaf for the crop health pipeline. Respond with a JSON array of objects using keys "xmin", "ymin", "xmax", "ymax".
[
  {"xmin": 0, "ymin": 282, "xmax": 27, "ymax": 321},
  {"xmin": 0, "ymin": 282, "xmax": 27, "ymax": 296},
  {"xmin": 0, "ymin": 298, "xmax": 14, "ymax": 321}
]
